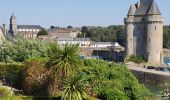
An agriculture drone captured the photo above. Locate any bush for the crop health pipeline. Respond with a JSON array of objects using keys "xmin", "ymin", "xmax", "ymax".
[
  {"xmin": 0, "ymin": 85, "xmax": 14, "ymax": 99},
  {"xmin": 22, "ymin": 60, "xmax": 50, "ymax": 96},
  {"xmin": 0, "ymin": 63, "xmax": 23, "ymax": 89},
  {"xmin": 0, "ymin": 38, "xmax": 54, "ymax": 62},
  {"xmin": 81, "ymin": 59, "xmax": 151, "ymax": 100},
  {"xmin": 127, "ymin": 55, "xmax": 145, "ymax": 63}
]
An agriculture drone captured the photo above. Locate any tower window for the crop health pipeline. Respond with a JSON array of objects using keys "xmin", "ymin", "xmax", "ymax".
[
  {"xmin": 155, "ymin": 26, "xmax": 157, "ymax": 30},
  {"xmin": 149, "ymin": 38, "xmax": 150, "ymax": 42}
]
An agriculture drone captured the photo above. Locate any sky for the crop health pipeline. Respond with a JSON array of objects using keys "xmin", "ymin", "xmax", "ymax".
[{"xmin": 0, "ymin": 0, "xmax": 169, "ymax": 28}]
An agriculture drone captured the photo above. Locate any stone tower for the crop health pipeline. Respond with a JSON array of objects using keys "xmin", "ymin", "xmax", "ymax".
[
  {"xmin": 124, "ymin": 0, "xmax": 164, "ymax": 65},
  {"xmin": 9, "ymin": 14, "xmax": 17, "ymax": 36}
]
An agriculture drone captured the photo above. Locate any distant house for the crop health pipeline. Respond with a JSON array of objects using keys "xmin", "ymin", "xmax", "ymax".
[
  {"xmin": 90, "ymin": 42, "xmax": 120, "ymax": 48},
  {"xmin": 17, "ymin": 25, "xmax": 42, "ymax": 38},
  {"xmin": 55, "ymin": 37, "xmax": 91, "ymax": 47},
  {"xmin": 48, "ymin": 27, "xmax": 81, "ymax": 39}
]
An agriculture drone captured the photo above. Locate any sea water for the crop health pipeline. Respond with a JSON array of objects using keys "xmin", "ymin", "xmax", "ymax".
[{"xmin": 164, "ymin": 57, "xmax": 170, "ymax": 66}]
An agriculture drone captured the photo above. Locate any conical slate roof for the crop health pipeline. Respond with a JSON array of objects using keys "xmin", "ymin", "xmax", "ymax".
[
  {"xmin": 147, "ymin": 0, "xmax": 161, "ymax": 15},
  {"xmin": 128, "ymin": 5, "xmax": 136, "ymax": 16}
]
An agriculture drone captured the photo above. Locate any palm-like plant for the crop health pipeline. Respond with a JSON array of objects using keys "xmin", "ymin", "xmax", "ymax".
[
  {"xmin": 61, "ymin": 75, "xmax": 87, "ymax": 100},
  {"xmin": 46, "ymin": 43, "xmax": 80, "ymax": 79}
]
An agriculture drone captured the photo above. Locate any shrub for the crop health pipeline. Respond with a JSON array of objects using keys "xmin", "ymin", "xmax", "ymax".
[
  {"xmin": 127, "ymin": 55, "xmax": 145, "ymax": 63},
  {"xmin": 0, "ymin": 63, "xmax": 23, "ymax": 89},
  {"xmin": 22, "ymin": 60, "xmax": 50, "ymax": 96},
  {"xmin": 0, "ymin": 84, "xmax": 14, "ymax": 99},
  {"xmin": 81, "ymin": 59, "xmax": 151, "ymax": 100}
]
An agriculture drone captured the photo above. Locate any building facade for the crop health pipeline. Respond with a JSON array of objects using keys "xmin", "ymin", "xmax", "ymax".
[
  {"xmin": 9, "ymin": 14, "xmax": 42, "ymax": 38},
  {"xmin": 55, "ymin": 38, "xmax": 91, "ymax": 47},
  {"xmin": 124, "ymin": 0, "xmax": 164, "ymax": 65},
  {"xmin": 48, "ymin": 27, "xmax": 81, "ymax": 39},
  {"xmin": 17, "ymin": 25, "xmax": 41, "ymax": 38}
]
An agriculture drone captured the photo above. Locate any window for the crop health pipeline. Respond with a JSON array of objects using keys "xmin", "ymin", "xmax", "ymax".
[
  {"xmin": 155, "ymin": 26, "xmax": 157, "ymax": 30},
  {"xmin": 19, "ymin": 29, "xmax": 22, "ymax": 31},
  {"xmin": 149, "ymin": 38, "xmax": 150, "ymax": 42}
]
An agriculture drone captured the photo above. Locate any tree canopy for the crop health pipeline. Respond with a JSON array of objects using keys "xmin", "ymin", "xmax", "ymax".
[
  {"xmin": 78, "ymin": 25, "xmax": 125, "ymax": 46},
  {"xmin": 37, "ymin": 29, "xmax": 48, "ymax": 36}
]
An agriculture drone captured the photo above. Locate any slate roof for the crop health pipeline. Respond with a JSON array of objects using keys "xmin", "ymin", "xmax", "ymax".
[
  {"xmin": 17, "ymin": 25, "xmax": 42, "ymax": 29},
  {"xmin": 128, "ymin": 4, "xmax": 136, "ymax": 16},
  {"xmin": 56, "ymin": 38, "xmax": 91, "ymax": 41},
  {"xmin": 147, "ymin": 0, "xmax": 161, "ymax": 15},
  {"xmin": 127, "ymin": 0, "xmax": 161, "ymax": 16}
]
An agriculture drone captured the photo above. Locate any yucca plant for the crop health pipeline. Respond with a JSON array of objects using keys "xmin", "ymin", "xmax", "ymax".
[
  {"xmin": 61, "ymin": 75, "xmax": 87, "ymax": 100},
  {"xmin": 46, "ymin": 43, "xmax": 80, "ymax": 79}
]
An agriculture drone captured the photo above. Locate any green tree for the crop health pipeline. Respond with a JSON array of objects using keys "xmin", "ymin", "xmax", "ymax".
[
  {"xmin": 67, "ymin": 26, "xmax": 73, "ymax": 29},
  {"xmin": 37, "ymin": 29, "xmax": 48, "ymax": 36},
  {"xmin": 163, "ymin": 26, "xmax": 170, "ymax": 48},
  {"xmin": 0, "ymin": 38, "xmax": 52, "ymax": 62}
]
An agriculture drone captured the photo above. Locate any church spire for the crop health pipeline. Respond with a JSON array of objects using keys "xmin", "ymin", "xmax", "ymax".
[{"xmin": 147, "ymin": 0, "xmax": 161, "ymax": 15}]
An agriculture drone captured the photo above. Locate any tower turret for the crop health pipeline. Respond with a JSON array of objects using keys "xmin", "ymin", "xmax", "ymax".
[
  {"xmin": 124, "ymin": 4, "xmax": 136, "ymax": 57},
  {"xmin": 125, "ymin": 0, "xmax": 164, "ymax": 66},
  {"xmin": 145, "ymin": 0, "xmax": 164, "ymax": 65}
]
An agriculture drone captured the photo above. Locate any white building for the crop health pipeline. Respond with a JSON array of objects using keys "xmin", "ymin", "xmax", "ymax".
[
  {"xmin": 55, "ymin": 38, "xmax": 91, "ymax": 47},
  {"xmin": 90, "ymin": 42, "xmax": 121, "ymax": 48},
  {"xmin": 17, "ymin": 25, "xmax": 41, "ymax": 38}
]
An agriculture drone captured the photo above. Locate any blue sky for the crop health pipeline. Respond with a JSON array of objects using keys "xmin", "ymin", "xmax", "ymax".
[{"xmin": 0, "ymin": 0, "xmax": 169, "ymax": 28}]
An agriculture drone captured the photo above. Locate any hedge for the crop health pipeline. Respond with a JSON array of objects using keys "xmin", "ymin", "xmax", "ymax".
[{"xmin": 0, "ymin": 63, "xmax": 24, "ymax": 89}]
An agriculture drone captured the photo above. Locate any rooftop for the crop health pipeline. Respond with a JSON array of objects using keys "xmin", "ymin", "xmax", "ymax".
[
  {"xmin": 128, "ymin": 0, "xmax": 161, "ymax": 16},
  {"xmin": 17, "ymin": 25, "xmax": 42, "ymax": 29}
]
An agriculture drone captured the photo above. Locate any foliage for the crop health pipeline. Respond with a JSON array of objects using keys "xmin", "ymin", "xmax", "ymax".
[
  {"xmin": 127, "ymin": 55, "xmax": 145, "ymax": 64},
  {"xmin": 0, "ymin": 38, "xmax": 152, "ymax": 99},
  {"xmin": 0, "ymin": 85, "xmax": 14, "ymax": 99},
  {"xmin": 81, "ymin": 59, "xmax": 151, "ymax": 100},
  {"xmin": 23, "ymin": 60, "xmax": 50, "ymax": 96},
  {"xmin": 78, "ymin": 25, "xmax": 125, "ymax": 45},
  {"xmin": 0, "ymin": 63, "xmax": 23, "ymax": 89},
  {"xmin": 0, "ymin": 38, "xmax": 53, "ymax": 62},
  {"xmin": 37, "ymin": 29, "xmax": 48, "ymax": 36},
  {"xmin": 163, "ymin": 25, "xmax": 170, "ymax": 48},
  {"xmin": 61, "ymin": 75, "xmax": 87, "ymax": 100},
  {"xmin": 67, "ymin": 26, "xmax": 73, "ymax": 29},
  {"xmin": 3, "ymin": 96, "xmax": 61, "ymax": 100},
  {"xmin": 46, "ymin": 43, "xmax": 80, "ymax": 78}
]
